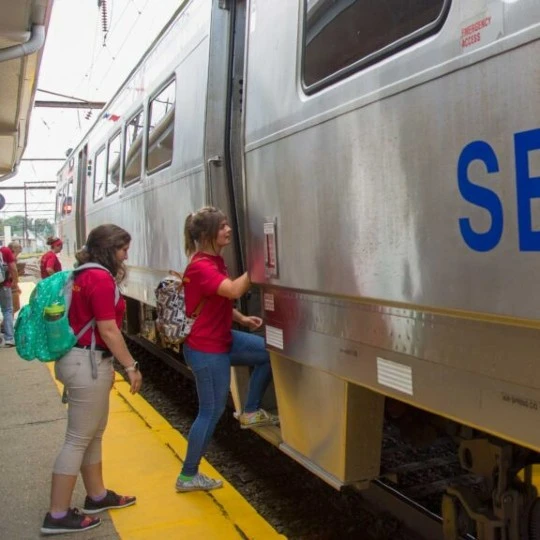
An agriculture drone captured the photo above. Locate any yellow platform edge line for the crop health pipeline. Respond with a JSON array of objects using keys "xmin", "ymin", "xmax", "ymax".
[{"xmin": 45, "ymin": 363, "xmax": 286, "ymax": 540}]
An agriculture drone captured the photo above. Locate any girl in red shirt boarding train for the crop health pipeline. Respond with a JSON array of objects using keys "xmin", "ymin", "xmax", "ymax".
[
  {"xmin": 41, "ymin": 224, "xmax": 142, "ymax": 536},
  {"xmin": 176, "ymin": 206, "xmax": 278, "ymax": 493}
]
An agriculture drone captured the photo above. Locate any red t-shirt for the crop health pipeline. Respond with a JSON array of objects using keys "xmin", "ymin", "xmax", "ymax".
[
  {"xmin": 184, "ymin": 253, "xmax": 232, "ymax": 353},
  {"xmin": 0, "ymin": 246, "xmax": 15, "ymax": 287},
  {"xmin": 68, "ymin": 268, "xmax": 125, "ymax": 349},
  {"xmin": 40, "ymin": 251, "xmax": 62, "ymax": 278}
]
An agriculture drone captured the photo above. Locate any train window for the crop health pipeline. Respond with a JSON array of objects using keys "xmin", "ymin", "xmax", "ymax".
[
  {"xmin": 106, "ymin": 132, "xmax": 121, "ymax": 195},
  {"xmin": 124, "ymin": 108, "xmax": 144, "ymax": 185},
  {"xmin": 93, "ymin": 147, "xmax": 106, "ymax": 201},
  {"xmin": 63, "ymin": 180, "xmax": 73, "ymax": 215},
  {"xmin": 56, "ymin": 187, "xmax": 65, "ymax": 220},
  {"xmin": 303, "ymin": 0, "xmax": 449, "ymax": 91},
  {"xmin": 147, "ymin": 79, "xmax": 175, "ymax": 174}
]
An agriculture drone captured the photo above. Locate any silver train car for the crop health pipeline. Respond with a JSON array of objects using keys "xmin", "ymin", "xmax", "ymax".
[{"xmin": 56, "ymin": 0, "xmax": 540, "ymax": 535}]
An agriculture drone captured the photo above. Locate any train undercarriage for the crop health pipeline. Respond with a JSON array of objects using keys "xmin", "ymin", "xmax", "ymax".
[{"xmin": 442, "ymin": 438, "xmax": 539, "ymax": 540}]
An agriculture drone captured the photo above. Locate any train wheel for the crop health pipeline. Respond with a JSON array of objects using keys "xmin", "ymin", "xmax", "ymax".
[{"xmin": 529, "ymin": 499, "xmax": 540, "ymax": 540}]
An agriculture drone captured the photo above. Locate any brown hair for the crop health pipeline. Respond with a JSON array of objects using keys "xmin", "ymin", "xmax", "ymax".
[
  {"xmin": 75, "ymin": 224, "xmax": 131, "ymax": 283},
  {"xmin": 184, "ymin": 206, "xmax": 227, "ymax": 257},
  {"xmin": 46, "ymin": 236, "xmax": 61, "ymax": 246}
]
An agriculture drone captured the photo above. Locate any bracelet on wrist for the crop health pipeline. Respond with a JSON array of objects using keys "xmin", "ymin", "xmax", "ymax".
[{"xmin": 125, "ymin": 361, "xmax": 139, "ymax": 373}]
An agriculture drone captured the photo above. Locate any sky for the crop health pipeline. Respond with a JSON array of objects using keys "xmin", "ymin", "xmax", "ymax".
[{"xmin": 3, "ymin": 0, "xmax": 180, "ymax": 221}]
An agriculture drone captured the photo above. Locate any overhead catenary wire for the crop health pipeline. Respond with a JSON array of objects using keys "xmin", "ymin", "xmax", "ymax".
[
  {"xmin": 33, "ymin": 0, "xmax": 180, "ymax": 179},
  {"xmin": 92, "ymin": 0, "xmax": 152, "ymax": 93},
  {"xmin": 46, "ymin": 0, "xmax": 128, "ymax": 136},
  {"xmin": 99, "ymin": 0, "xmax": 109, "ymax": 39},
  {"xmin": 64, "ymin": 0, "xmax": 155, "ymax": 150},
  {"xmin": 75, "ymin": 0, "xmax": 137, "ymax": 100}
]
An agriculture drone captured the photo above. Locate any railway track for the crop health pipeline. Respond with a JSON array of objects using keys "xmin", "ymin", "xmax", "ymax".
[{"xmin": 124, "ymin": 336, "xmax": 473, "ymax": 540}]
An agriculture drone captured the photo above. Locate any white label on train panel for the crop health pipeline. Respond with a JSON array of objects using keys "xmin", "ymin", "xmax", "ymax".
[
  {"xmin": 460, "ymin": 3, "xmax": 503, "ymax": 52},
  {"xmin": 263, "ymin": 293, "xmax": 275, "ymax": 312},
  {"xmin": 266, "ymin": 325, "xmax": 283, "ymax": 350},
  {"xmin": 377, "ymin": 358, "xmax": 413, "ymax": 396}
]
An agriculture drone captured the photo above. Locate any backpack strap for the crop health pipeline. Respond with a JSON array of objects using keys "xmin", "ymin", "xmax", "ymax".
[
  {"xmin": 64, "ymin": 263, "xmax": 119, "ymax": 311},
  {"xmin": 177, "ymin": 257, "xmax": 210, "ymax": 319},
  {"xmin": 67, "ymin": 263, "xmax": 121, "ymax": 379},
  {"xmin": 167, "ymin": 269, "xmax": 205, "ymax": 318}
]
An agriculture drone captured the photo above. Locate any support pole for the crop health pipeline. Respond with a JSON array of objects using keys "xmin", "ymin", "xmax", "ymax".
[{"xmin": 23, "ymin": 184, "xmax": 28, "ymax": 248}]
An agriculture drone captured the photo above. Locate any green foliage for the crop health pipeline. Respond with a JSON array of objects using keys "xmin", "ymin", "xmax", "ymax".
[
  {"xmin": 0, "ymin": 215, "xmax": 54, "ymax": 241},
  {"xmin": 3, "ymin": 215, "xmax": 26, "ymax": 237},
  {"xmin": 34, "ymin": 219, "xmax": 54, "ymax": 238}
]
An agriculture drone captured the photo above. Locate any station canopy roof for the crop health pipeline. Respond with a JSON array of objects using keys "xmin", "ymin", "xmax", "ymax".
[{"xmin": 0, "ymin": 0, "xmax": 53, "ymax": 181}]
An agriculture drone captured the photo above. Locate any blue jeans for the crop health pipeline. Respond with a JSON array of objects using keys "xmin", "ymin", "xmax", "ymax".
[
  {"xmin": 0, "ymin": 286, "xmax": 13, "ymax": 341},
  {"xmin": 181, "ymin": 330, "xmax": 272, "ymax": 476}
]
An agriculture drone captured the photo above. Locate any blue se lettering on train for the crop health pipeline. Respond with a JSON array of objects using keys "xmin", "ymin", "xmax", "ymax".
[{"xmin": 457, "ymin": 127, "xmax": 540, "ymax": 252}]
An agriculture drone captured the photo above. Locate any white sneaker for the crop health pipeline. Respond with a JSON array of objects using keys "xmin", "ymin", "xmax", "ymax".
[{"xmin": 175, "ymin": 473, "xmax": 223, "ymax": 492}]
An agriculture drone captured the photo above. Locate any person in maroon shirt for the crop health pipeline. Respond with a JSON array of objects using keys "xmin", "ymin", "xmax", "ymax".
[
  {"xmin": 0, "ymin": 243, "xmax": 18, "ymax": 346},
  {"xmin": 175, "ymin": 206, "xmax": 278, "ymax": 494},
  {"xmin": 41, "ymin": 224, "xmax": 142, "ymax": 536},
  {"xmin": 7, "ymin": 241, "xmax": 22, "ymax": 314},
  {"xmin": 40, "ymin": 236, "xmax": 63, "ymax": 279}
]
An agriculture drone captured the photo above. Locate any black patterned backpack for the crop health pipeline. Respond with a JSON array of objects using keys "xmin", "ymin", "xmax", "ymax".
[{"xmin": 154, "ymin": 271, "xmax": 204, "ymax": 346}]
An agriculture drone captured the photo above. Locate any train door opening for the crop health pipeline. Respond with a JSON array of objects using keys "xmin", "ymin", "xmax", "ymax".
[
  {"xmin": 226, "ymin": 0, "xmax": 247, "ymax": 267},
  {"xmin": 75, "ymin": 145, "xmax": 87, "ymax": 248}
]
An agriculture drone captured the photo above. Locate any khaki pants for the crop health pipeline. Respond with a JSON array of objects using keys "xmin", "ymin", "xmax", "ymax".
[{"xmin": 52, "ymin": 348, "xmax": 114, "ymax": 475}]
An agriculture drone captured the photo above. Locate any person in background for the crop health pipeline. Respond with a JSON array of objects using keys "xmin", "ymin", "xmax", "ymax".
[
  {"xmin": 7, "ymin": 241, "xmax": 22, "ymax": 314},
  {"xmin": 0, "ymin": 242, "xmax": 19, "ymax": 347},
  {"xmin": 40, "ymin": 236, "xmax": 63, "ymax": 279},
  {"xmin": 176, "ymin": 206, "xmax": 278, "ymax": 494},
  {"xmin": 41, "ymin": 224, "xmax": 143, "ymax": 535}
]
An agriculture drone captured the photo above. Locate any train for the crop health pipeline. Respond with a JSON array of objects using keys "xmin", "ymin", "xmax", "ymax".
[{"xmin": 55, "ymin": 0, "xmax": 540, "ymax": 537}]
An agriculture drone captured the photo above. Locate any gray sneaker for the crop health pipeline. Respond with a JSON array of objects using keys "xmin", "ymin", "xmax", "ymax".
[{"xmin": 175, "ymin": 473, "xmax": 223, "ymax": 493}]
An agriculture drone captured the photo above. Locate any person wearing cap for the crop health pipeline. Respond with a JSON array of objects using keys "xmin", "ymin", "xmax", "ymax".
[{"xmin": 40, "ymin": 236, "xmax": 63, "ymax": 279}]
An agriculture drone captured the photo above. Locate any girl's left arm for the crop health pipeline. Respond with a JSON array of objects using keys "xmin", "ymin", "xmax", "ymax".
[{"xmin": 233, "ymin": 309, "xmax": 263, "ymax": 331}]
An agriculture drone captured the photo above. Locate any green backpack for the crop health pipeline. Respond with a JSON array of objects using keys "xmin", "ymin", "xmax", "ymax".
[{"xmin": 15, "ymin": 263, "xmax": 119, "ymax": 362}]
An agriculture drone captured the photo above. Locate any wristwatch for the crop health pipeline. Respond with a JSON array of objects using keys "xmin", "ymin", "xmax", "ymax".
[{"xmin": 125, "ymin": 361, "xmax": 139, "ymax": 373}]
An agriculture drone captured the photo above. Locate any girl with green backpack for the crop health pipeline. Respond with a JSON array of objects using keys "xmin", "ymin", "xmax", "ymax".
[{"xmin": 41, "ymin": 224, "xmax": 143, "ymax": 535}]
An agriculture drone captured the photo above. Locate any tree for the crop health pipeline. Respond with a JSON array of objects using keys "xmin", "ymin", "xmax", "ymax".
[
  {"xmin": 34, "ymin": 218, "xmax": 54, "ymax": 239},
  {"xmin": 4, "ymin": 215, "xmax": 27, "ymax": 237}
]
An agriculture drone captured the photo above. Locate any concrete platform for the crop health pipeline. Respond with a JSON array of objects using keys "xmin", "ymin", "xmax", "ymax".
[{"xmin": 0, "ymin": 348, "xmax": 120, "ymax": 540}]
